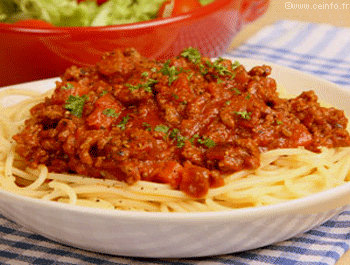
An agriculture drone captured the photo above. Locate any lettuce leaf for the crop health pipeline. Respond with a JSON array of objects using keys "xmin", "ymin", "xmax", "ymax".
[
  {"xmin": 0, "ymin": 0, "xmax": 19, "ymax": 21},
  {"xmin": 1, "ymin": 0, "xmax": 212, "ymax": 27}
]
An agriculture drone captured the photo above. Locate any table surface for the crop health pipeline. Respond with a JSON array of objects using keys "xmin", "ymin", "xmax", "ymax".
[
  {"xmin": 1, "ymin": 1, "xmax": 349, "ymax": 264},
  {"xmin": 229, "ymin": 0, "xmax": 350, "ymax": 264}
]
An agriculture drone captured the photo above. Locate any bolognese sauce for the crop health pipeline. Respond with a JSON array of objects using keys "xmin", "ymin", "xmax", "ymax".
[{"xmin": 13, "ymin": 48, "xmax": 350, "ymax": 198}]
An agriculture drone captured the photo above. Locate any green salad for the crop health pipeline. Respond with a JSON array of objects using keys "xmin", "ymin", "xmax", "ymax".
[{"xmin": 0, "ymin": 0, "xmax": 214, "ymax": 27}]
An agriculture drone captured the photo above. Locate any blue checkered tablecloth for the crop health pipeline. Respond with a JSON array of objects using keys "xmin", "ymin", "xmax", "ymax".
[{"xmin": 1, "ymin": 20, "xmax": 350, "ymax": 265}]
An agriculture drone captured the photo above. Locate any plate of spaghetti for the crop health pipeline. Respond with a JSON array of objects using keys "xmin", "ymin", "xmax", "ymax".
[{"xmin": 0, "ymin": 48, "xmax": 350, "ymax": 258}]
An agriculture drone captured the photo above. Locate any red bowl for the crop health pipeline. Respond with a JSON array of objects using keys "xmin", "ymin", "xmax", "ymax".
[{"xmin": 0, "ymin": 0, "xmax": 269, "ymax": 87}]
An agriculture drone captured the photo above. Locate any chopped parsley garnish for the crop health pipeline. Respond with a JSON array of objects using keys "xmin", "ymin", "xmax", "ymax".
[
  {"xmin": 102, "ymin": 108, "xmax": 120, "ymax": 118},
  {"xmin": 154, "ymin": 124, "xmax": 170, "ymax": 134},
  {"xmin": 197, "ymin": 137, "xmax": 216, "ymax": 148},
  {"xmin": 212, "ymin": 58, "xmax": 233, "ymax": 76},
  {"xmin": 62, "ymin": 82, "xmax": 74, "ymax": 90},
  {"xmin": 276, "ymin": 120, "xmax": 283, "ymax": 125},
  {"xmin": 231, "ymin": 87, "xmax": 241, "ymax": 95},
  {"xmin": 199, "ymin": 58, "xmax": 235, "ymax": 78},
  {"xmin": 168, "ymin": 128, "xmax": 179, "ymax": 138},
  {"xmin": 117, "ymin": 115, "xmax": 130, "ymax": 130},
  {"xmin": 189, "ymin": 134, "xmax": 200, "ymax": 144},
  {"xmin": 245, "ymin": 93, "xmax": 251, "ymax": 99},
  {"xmin": 169, "ymin": 128, "xmax": 187, "ymax": 148},
  {"xmin": 142, "ymin": 122, "xmax": 152, "ymax": 131},
  {"xmin": 180, "ymin": 68, "xmax": 190, "ymax": 73},
  {"xmin": 187, "ymin": 72, "xmax": 194, "ymax": 81},
  {"xmin": 146, "ymin": 126, "xmax": 217, "ymax": 149},
  {"xmin": 160, "ymin": 60, "xmax": 180, "ymax": 86},
  {"xmin": 143, "ymin": 79, "xmax": 158, "ymax": 92},
  {"xmin": 172, "ymin": 94, "xmax": 179, "ymax": 100},
  {"xmin": 126, "ymin": 78, "xmax": 158, "ymax": 93},
  {"xmin": 168, "ymin": 129, "xmax": 216, "ymax": 148},
  {"xmin": 141, "ymin": 71, "xmax": 149, "ymax": 77},
  {"xmin": 100, "ymin": 90, "xmax": 108, "ymax": 96},
  {"xmin": 225, "ymin": 100, "xmax": 231, "ymax": 106},
  {"xmin": 64, "ymin": 95, "xmax": 88, "ymax": 118},
  {"xmin": 180, "ymin": 47, "xmax": 202, "ymax": 64},
  {"xmin": 199, "ymin": 63, "xmax": 209, "ymax": 75},
  {"xmin": 126, "ymin": 83, "xmax": 139, "ymax": 92},
  {"xmin": 233, "ymin": 111, "xmax": 252, "ymax": 120},
  {"xmin": 232, "ymin": 60, "xmax": 241, "ymax": 69},
  {"xmin": 176, "ymin": 140, "xmax": 186, "ymax": 148}
]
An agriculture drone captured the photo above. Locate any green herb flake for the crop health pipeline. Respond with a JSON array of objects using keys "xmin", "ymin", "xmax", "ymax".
[
  {"xmin": 225, "ymin": 100, "xmax": 231, "ymax": 106},
  {"xmin": 117, "ymin": 115, "xmax": 130, "ymax": 130},
  {"xmin": 232, "ymin": 60, "xmax": 241, "ymax": 69},
  {"xmin": 233, "ymin": 111, "xmax": 252, "ymax": 120},
  {"xmin": 142, "ymin": 122, "xmax": 152, "ymax": 131},
  {"xmin": 100, "ymin": 90, "xmax": 108, "ymax": 96},
  {"xmin": 143, "ymin": 78, "xmax": 158, "ymax": 92},
  {"xmin": 189, "ymin": 134, "xmax": 200, "ymax": 144},
  {"xmin": 212, "ymin": 59, "xmax": 232, "ymax": 76},
  {"xmin": 65, "ymin": 95, "xmax": 88, "ymax": 118},
  {"xmin": 154, "ymin": 124, "xmax": 170, "ymax": 134},
  {"xmin": 62, "ymin": 82, "xmax": 74, "ymax": 90},
  {"xmin": 276, "ymin": 120, "xmax": 283, "ymax": 125},
  {"xmin": 126, "ymin": 78, "xmax": 158, "ymax": 93},
  {"xmin": 126, "ymin": 83, "xmax": 140, "ymax": 92},
  {"xmin": 176, "ymin": 140, "xmax": 186, "ymax": 148},
  {"xmin": 245, "ymin": 93, "xmax": 251, "ymax": 99},
  {"xmin": 160, "ymin": 60, "xmax": 180, "ymax": 86},
  {"xmin": 141, "ymin": 72, "xmax": 149, "ymax": 77},
  {"xmin": 231, "ymin": 87, "xmax": 241, "ymax": 95},
  {"xmin": 102, "ymin": 108, "xmax": 120, "ymax": 118},
  {"xmin": 204, "ymin": 60, "xmax": 213, "ymax": 67},
  {"xmin": 199, "ymin": 63, "xmax": 209, "ymax": 75},
  {"xmin": 197, "ymin": 137, "xmax": 216, "ymax": 148},
  {"xmin": 169, "ymin": 128, "xmax": 187, "ymax": 148},
  {"xmin": 169, "ymin": 128, "xmax": 180, "ymax": 139},
  {"xmin": 187, "ymin": 72, "xmax": 194, "ymax": 81},
  {"xmin": 180, "ymin": 47, "xmax": 202, "ymax": 64}
]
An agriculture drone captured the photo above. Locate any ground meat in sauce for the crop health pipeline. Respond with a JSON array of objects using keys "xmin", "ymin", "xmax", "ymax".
[{"xmin": 13, "ymin": 48, "xmax": 350, "ymax": 198}]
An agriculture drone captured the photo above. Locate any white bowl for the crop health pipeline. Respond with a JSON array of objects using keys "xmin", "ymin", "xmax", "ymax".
[{"xmin": 0, "ymin": 58, "xmax": 350, "ymax": 258}]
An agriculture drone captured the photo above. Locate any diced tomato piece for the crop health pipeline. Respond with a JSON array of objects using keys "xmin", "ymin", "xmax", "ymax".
[
  {"xmin": 289, "ymin": 124, "xmax": 313, "ymax": 147},
  {"xmin": 94, "ymin": 93, "xmax": 116, "ymax": 108},
  {"xmin": 86, "ymin": 94, "xmax": 122, "ymax": 129},
  {"xmin": 149, "ymin": 161, "xmax": 183, "ymax": 188},
  {"xmin": 180, "ymin": 162, "xmax": 210, "ymax": 198},
  {"xmin": 51, "ymin": 81, "xmax": 89, "ymax": 104},
  {"xmin": 86, "ymin": 107, "xmax": 111, "ymax": 129}
]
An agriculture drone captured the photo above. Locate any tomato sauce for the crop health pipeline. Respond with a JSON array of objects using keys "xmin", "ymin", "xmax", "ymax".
[{"xmin": 13, "ymin": 48, "xmax": 350, "ymax": 197}]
